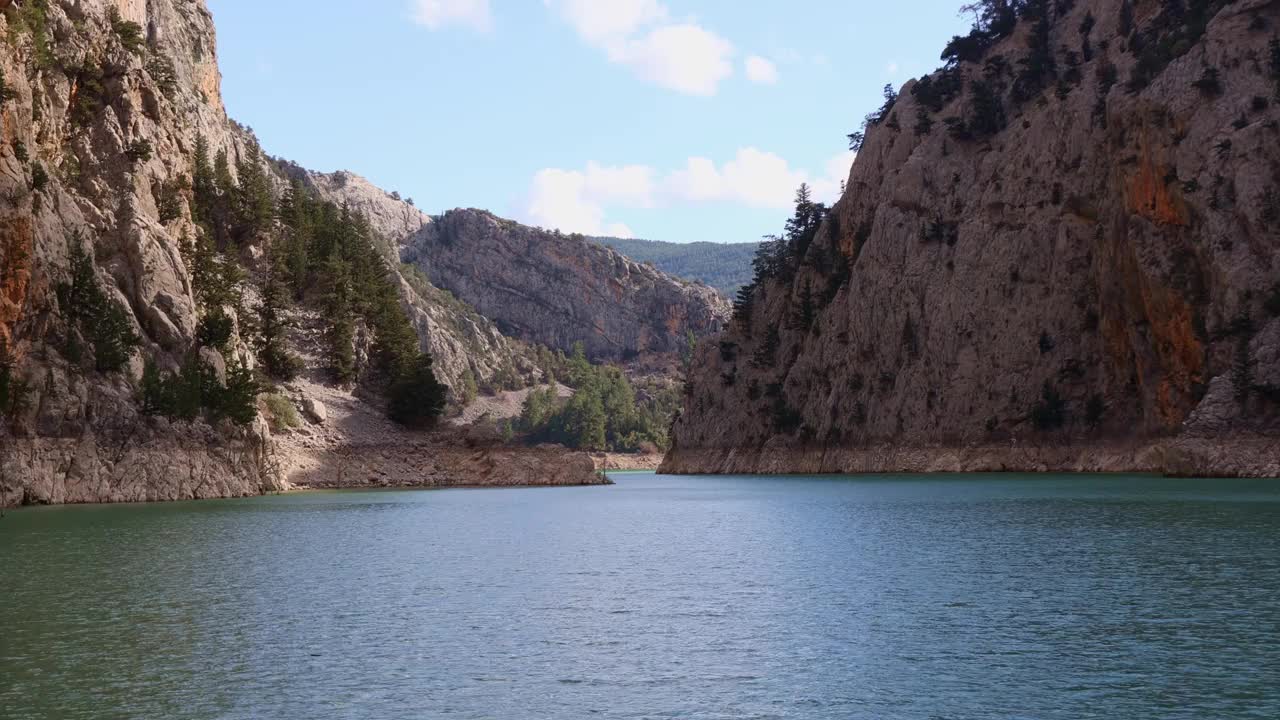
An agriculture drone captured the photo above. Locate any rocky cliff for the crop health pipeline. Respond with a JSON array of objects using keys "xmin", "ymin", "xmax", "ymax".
[
  {"xmin": 0, "ymin": 0, "xmax": 600, "ymax": 506},
  {"xmin": 404, "ymin": 209, "xmax": 731, "ymax": 360},
  {"xmin": 277, "ymin": 164, "xmax": 543, "ymax": 393},
  {"xmin": 0, "ymin": 0, "xmax": 287, "ymax": 505},
  {"xmin": 665, "ymin": 0, "xmax": 1280, "ymax": 476}
]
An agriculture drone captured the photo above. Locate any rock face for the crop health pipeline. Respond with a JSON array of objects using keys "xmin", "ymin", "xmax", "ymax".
[
  {"xmin": 0, "ymin": 0, "xmax": 285, "ymax": 505},
  {"xmin": 404, "ymin": 209, "xmax": 731, "ymax": 360},
  {"xmin": 277, "ymin": 165, "xmax": 541, "ymax": 394},
  {"xmin": 665, "ymin": 0, "xmax": 1280, "ymax": 476},
  {"xmin": 302, "ymin": 170, "xmax": 430, "ymax": 246},
  {"xmin": 0, "ymin": 0, "xmax": 597, "ymax": 506}
]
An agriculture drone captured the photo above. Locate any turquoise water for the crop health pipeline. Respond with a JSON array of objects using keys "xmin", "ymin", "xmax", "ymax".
[{"xmin": 2, "ymin": 472, "xmax": 1279, "ymax": 718}]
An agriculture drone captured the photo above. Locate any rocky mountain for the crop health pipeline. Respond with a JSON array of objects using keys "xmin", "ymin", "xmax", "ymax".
[
  {"xmin": 276, "ymin": 163, "xmax": 542, "ymax": 393},
  {"xmin": 403, "ymin": 209, "xmax": 732, "ymax": 361},
  {"xmin": 594, "ymin": 236, "xmax": 759, "ymax": 296},
  {"xmin": 665, "ymin": 0, "xmax": 1280, "ymax": 477},
  {"xmin": 0, "ymin": 0, "xmax": 602, "ymax": 506}
]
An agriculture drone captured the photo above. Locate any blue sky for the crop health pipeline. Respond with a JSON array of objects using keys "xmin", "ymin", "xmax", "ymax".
[{"xmin": 206, "ymin": 0, "xmax": 970, "ymax": 243}]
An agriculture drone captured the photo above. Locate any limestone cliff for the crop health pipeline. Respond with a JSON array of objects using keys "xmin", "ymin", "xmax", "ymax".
[
  {"xmin": 665, "ymin": 0, "xmax": 1280, "ymax": 476},
  {"xmin": 278, "ymin": 164, "xmax": 542, "ymax": 393},
  {"xmin": 403, "ymin": 209, "xmax": 732, "ymax": 361},
  {"xmin": 0, "ymin": 0, "xmax": 283, "ymax": 505},
  {"xmin": 0, "ymin": 0, "xmax": 599, "ymax": 506}
]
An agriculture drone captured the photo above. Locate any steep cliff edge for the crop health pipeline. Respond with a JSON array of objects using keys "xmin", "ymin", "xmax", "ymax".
[
  {"xmin": 666, "ymin": 0, "xmax": 1280, "ymax": 476},
  {"xmin": 403, "ymin": 209, "xmax": 731, "ymax": 361},
  {"xmin": 0, "ymin": 0, "xmax": 285, "ymax": 505}
]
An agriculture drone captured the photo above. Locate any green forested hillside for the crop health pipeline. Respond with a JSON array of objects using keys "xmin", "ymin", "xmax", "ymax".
[{"xmin": 595, "ymin": 237, "xmax": 758, "ymax": 296}]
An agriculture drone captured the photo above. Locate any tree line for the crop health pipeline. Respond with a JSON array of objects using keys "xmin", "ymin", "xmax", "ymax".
[{"xmin": 516, "ymin": 343, "xmax": 680, "ymax": 452}]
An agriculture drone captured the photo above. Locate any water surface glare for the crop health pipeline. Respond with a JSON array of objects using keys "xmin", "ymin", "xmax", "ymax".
[{"xmin": 3, "ymin": 472, "xmax": 1280, "ymax": 719}]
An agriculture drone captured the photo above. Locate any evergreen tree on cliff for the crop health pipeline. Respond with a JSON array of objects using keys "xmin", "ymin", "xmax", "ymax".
[{"xmin": 387, "ymin": 352, "xmax": 449, "ymax": 429}]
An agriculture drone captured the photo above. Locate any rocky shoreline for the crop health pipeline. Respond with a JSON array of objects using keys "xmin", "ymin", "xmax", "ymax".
[
  {"xmin": 0, "ymin": 434, "xmax": 607, "ymax": 508},
  {"xmin": 591, "ymin": 452, "xmax": 664, "ymax": 472},
  {"xmin": 284, "ymin": 442, "xmax": 607, "ymax": 492},
  {"xmin": 659, "ymin": 437, "xmax": 1280, "ymax": 478}
]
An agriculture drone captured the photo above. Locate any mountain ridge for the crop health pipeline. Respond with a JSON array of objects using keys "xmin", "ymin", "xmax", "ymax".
[{"xmin": 593, "ymin": 236, "xmax": 759, "ymax": 296}]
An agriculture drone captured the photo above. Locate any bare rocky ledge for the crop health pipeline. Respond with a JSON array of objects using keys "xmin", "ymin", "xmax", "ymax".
[
  {"xmin": 286, "ymin": 443, "xmax": 608, "ymax": 491},
  {"xmin": 659, "ymin": 437, "xmax": 1280, "ymax": 479},
  {"xmin": 1, "ymin": 433, "xmax": 607, "ymax": 508}
]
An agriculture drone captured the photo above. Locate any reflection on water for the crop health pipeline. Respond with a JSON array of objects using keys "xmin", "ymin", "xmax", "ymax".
[{"xmin": 2, "ymin": 473, "xmax": 1279, "ymax": 719}]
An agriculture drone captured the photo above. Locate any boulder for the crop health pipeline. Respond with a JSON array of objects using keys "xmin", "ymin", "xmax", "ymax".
[{"xmin": 302, "ymin": 397, "xmax": 327, "ymax": 425}]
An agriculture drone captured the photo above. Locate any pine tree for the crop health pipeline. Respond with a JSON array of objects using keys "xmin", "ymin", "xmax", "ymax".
[
  {"xmin": 192, "ymin": 135, "xmax": 218, "ymax": 229},
  {"xmin": 210, "ymin": 361, "xmax": 260, "ymax": 426},
  {"xmin": 257, "ymin": 270, "xmax": 301, "ymax": 380},
  {"xmin": 788, "ymin": 281, "xmax": 815, "ymax": 331},
  {"xmin": 59, "ymin": 240, "xmax": 140, "ymax": 373},
  {"xmin": 387, "ymin": 352, "xmax": 448, "ymax": 428},
  {"xmin": 322, "ymin": 256, "xmax": 357, "ymax": 384},
  {"xmin": 520, "ymin": 386, "xmax": 556, "ymax": 432},
  {"xmin": 91, "ymin": 300, "xmax": 140, "ymax": 372},
  {"xmin": 234, "ymin": 142, "xmax": 275, "ymax": 238},
  {"xmin": 553, "ymin": 387, "xmax": 607, "ymax": 450},
  {"xmin": 0, "ymin": 335, "xmax": 15, "ymax": 415},
  {"xmin": 139, "ymin": 359, "xmax": 167, "ymax": 416},
  {"xmin": 213, "ymin": 149, "xmax": 235, "ymax": 199},
  {"xmin": 181, "ymin": 231, "xmax": 244, "ymax": 310},
  {"xmin": 278, "ymin": 181, "xmax": 312, "ymax": 294},
  {"xmin": 567, "ymin": 342, "xmax": 593, "ymax": 388},
  {"xmin": 733, "ymin": 281, "xmax": 756, "ymax": 328}
]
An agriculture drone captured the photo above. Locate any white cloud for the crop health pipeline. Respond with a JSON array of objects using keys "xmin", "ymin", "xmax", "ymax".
[
  {"xmin": 583, "ymin": 162, "xmax": 656, "ymax": 207},
  {"xmin": 522, "ymin": 149, "xmax": 856, "ymax": 236},
  {"xmin": 665, "ymin": 148, "xmax": 852, "ymax": 208},
  {"xmin": 410, "ymin": 0, "xmax": 491, "ymax": 31},
  {"xmin": 810, "ymin": 151, "xmax": 856, "ymax": 204},
  {"xmin": 744, "ymin": 55, "xmax": 778, "ymax": 85},
  {"xmin": 605, "ymin": 222, "xmax": 636, "ymax": 239},
  {"xmin": 545, "ymin": 0, "xmax": 735, "ymax": 96},
  {"xmin": 523, "ymin": 163, "xmax": 654, "ymax": 236},
  {"xmin": 525, "ymin": 169, "xmax": 602, "ymax": 235},
  {"xmin": 612, "ymin": 24, "xmax": 734, "ymax": 96},
  {"xmin": 549, "ymin": 0, "xmax": 667, "ymax": 44},
  {"xmin": 884, "ymin": 60, "xmax": 900, "ymax": 77},
  {"xmin": 667, "ymin": 148, "xmax": 803, "ymax": 208}
]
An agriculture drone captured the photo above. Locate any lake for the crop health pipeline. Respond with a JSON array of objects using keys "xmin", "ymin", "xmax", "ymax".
[{"xmin": 2, "ymin": 472, "xmax": 1279, "ymax": 719}]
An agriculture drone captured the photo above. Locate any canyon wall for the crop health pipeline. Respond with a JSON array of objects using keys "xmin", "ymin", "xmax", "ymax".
[{"xmin": 666, "ymin": 0, "xmax": 1280, "ymax": 476}]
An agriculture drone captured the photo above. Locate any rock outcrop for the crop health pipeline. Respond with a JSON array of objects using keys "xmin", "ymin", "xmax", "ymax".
[
  {"xmin": 302, "ymin": 169, "xmax": 430, "ymax": 246},
  {"xmin": 665, "ymin": 0, "xmax": 1280, "ymax": 476},
  {"xmin": 403, "ymin": 209, "xmax": 731, "ymax": 360}
]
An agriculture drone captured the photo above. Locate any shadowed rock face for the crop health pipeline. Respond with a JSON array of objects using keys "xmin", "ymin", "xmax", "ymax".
[
  {"xmin": 666, "ymin": 0, "xmax": 1280, "ymax": 475},
  {"xmin": 403, "ymin": 209, "xmax": 732, "ymax": 361}
]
